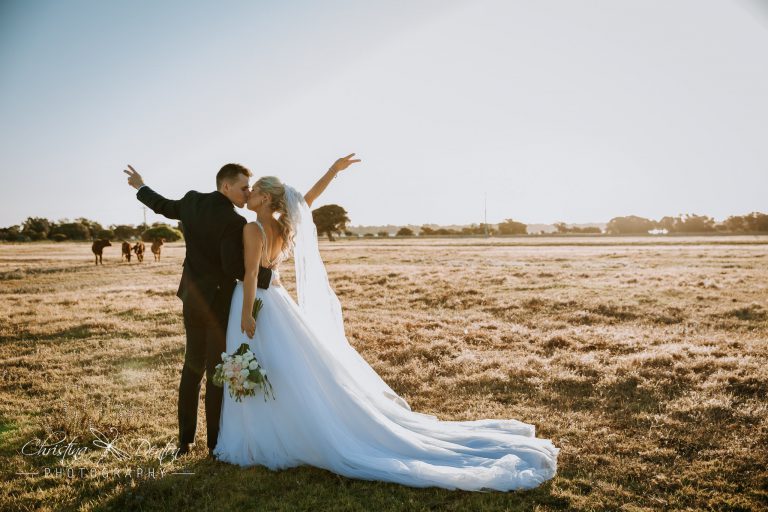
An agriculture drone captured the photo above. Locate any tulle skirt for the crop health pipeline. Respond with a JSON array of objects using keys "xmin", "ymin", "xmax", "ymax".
[{"xmin": 213, "ymin": 281, "xmax": 559, "ymax": 491}]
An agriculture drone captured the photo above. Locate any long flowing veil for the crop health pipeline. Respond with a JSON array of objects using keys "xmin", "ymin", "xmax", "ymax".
[{"xmin": 283, "ymin": 185, "xmax": 411, "ymax": 410}]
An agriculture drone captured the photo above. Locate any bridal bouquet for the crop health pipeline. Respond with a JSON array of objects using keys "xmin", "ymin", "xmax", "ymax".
[
  {"xmin": 213, "ymin": 343, "xmax": 275, "ymax": 401},
  {"xmin": 212, "ymin": 299, "xmax": 275, "ymax": 401}
]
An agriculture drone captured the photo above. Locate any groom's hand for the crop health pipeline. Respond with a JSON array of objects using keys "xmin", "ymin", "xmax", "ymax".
[
  {"xmin": 123, "ymin": 165, "xmax": 145, "ymax": 190},
  {"xmin": 329, "ymin": 153, "xmax": 361, "ymax": 175}
]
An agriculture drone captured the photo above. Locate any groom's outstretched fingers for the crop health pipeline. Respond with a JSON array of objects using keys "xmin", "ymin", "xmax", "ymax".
[{"xmin": 123, "ymin": 164, "xmax": 145, "ymax": 190}]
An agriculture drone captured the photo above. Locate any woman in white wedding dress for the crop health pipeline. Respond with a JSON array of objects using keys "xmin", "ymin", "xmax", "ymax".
[{"xmin": 213, "ymin": 155, "xmax": 559, "ymax": 491}]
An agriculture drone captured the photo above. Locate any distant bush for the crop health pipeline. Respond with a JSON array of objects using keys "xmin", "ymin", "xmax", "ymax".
[
  {"xmin": 141, "ymin": 225, "xmax": 183, "ymax": 242},
  {"xmin": 606, "ymin": 216, "xmax": 656, "ymax": 235},
  {"xmin": 51, "ymin": 222, "xmax": 90, "ymax": 241},
  {"xmin": 96, "ymin": 229, "xmax": 115, "ymax": 240},
  {"xmin": 498, "ymin": 219, "xmax": 527, "ymax": 235},
  {"xmin": 658, "ymin": 214, "xmax": 715, "ymax": 233},
  {"xmin": 554, "ymin": 223, "xmax": 601, "ymax": 234},
  {"xmin": 112, "ymin": 224, "xmax": 140, "ymax": 240},
  {"xmin": 396, "ymin": 227, "xmax": 414, "ymax": 236}
]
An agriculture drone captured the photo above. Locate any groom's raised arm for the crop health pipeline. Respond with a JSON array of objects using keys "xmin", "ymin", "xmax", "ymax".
[
  {"xmin": 137, "ymin": 187, "xmax": 184, "ymax": 220},
  {"xmin": 124, "ymin": 164, "xmax": 182, "ymax": 220}
]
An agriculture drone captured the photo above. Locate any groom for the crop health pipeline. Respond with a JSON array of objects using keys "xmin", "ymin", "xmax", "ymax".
[{"xmin": 124, "ymin": 163, "xmax": 270, "ymax": 457}]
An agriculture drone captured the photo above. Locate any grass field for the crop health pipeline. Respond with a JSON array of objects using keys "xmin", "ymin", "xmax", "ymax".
[{"xmin": 1, "ymin": 237, "xmax": 767, "ymax": 511}]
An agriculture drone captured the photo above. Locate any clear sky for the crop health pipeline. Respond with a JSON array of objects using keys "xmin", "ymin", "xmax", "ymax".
[{"xmin": 1, "ymin": 0, "xmax": 766, "ymax": 228}]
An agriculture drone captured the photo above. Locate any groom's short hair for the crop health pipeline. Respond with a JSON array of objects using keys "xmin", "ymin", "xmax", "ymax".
[{"xmin": 216, "ymin": 163, "xmax": 252, "ymax": 189}]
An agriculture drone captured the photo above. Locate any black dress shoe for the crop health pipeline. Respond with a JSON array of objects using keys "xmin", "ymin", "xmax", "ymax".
[{"xmin": 177, "ymin": 443, "xmax": 195, "ymax": 456}]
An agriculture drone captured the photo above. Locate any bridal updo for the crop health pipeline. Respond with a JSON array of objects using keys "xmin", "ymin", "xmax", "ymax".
[{"xmin": 252, "ymin": 176, "xmax": 296, "ymax": 258}]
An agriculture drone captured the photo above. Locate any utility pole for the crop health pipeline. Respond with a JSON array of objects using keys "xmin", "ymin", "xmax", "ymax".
[
  {"xmin": 142, "ymin": 206, "xmax": 147, "ymax": 228},
  {"xmin": 483, "ymin": 192, "xmax": 488, "ymax": 237}
]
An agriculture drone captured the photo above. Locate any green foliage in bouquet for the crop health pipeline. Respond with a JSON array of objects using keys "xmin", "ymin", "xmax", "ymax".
[{"xmin": 212, "ymin": 298, "xmax": 274, "ymax": 401}]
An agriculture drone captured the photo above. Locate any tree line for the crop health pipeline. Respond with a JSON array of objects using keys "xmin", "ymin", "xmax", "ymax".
[
  {"xmin": 605, "ymin": 212, "xmax": 768, "ymax": 235},
  {"xmin": 0, "ymin": 217, "xmax": 183, "ymax": 242},
  {"xmin": 2, "ymin": 210, "xmax": 766, "ymax": 243}
]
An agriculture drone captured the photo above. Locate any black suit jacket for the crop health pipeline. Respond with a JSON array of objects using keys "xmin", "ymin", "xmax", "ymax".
[{"xmin": 137, "ymin": 186, "xmax": 271, "ymax": 325}]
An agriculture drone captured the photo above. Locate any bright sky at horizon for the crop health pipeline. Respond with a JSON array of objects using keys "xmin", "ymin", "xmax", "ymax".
[{"xmin": 1, "ymin": 0, "xmax": 767, "ymax": 228}]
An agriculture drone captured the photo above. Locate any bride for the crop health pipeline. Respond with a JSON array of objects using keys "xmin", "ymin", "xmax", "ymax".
[{"xmin": 213, "ymin": 154, "xmax": 559, "ymax": 491}]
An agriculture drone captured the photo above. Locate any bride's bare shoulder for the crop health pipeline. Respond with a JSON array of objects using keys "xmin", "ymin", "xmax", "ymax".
[{"xmin": 243, "ymin": 222, "xmax": 265, "ymax": 240}]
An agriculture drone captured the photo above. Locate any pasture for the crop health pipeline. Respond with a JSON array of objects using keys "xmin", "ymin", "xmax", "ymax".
[{"xmin": 1, "ymin": 237, "xmax": 766, "ymax": 511}]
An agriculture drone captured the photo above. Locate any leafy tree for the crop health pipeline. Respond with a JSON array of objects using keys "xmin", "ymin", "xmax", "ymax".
[
  {"xmin": 51, "ymin": 222, "xmax": 90, "ymax": 241},
  {"xmin": 657, "ymin": 216, "xmax": 677, "ymax": 232},
  {"xmin": 396, "ymin": 227, "xmax": 414, "ymax": 236},
  {"xmin": 22, "ymin": 217, "xmax": 52, "ymax": 240},
  {"xmin": 96, "ymin": 229, "xmax": 115, "ymax": 240},
  {"xmin": 75, "ymin": 218, "xmax": 103, "ymax": 239},
  {"xmin": 719, "ymin": 216, "xmax": 744, "ymax": 232},
  {"xmin": 377, "ymin": 231, "xmax": 389, "ymax": 237},
  {"xmin": 498, "ymin": 219, "xmax": 527, "ymax": 235},
  {"xmin": 743, "ymin": 212, "xmax": 768, "ymax": 232},
  {"xmin": 141, "ymin": 224, "xmax": 183, "ymax": 242},
  {"xmin": 420, "ymin": 226, "xmax": 435, "ymax": 235},
  {"xmin": 675, "ymin": 214, "xmax": 715, "ymax": 233},
  {"xmin": 606, "ymin": 216, "xmax": 655, "ymax": 235},
  {"xmin": 0, "ymin": 225, "xmax": 22, "ymax": 241},
  {"xmin": 311, "ymin": 205, "xmax": 350, "ymax": 241},
  {"xmin": 111, "ymin": 224, "xmax": 138, "ymax": 240}
]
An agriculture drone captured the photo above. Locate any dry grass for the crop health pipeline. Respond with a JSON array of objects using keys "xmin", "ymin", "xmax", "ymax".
[{"xmin": 1, "ymin": 237, "xmax": 767, "ymax": 511}]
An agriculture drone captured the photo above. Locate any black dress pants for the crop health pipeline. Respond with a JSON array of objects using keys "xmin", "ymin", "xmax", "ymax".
[{"xmin": 178, "ymin": 293, "xmax": 229, "ymax": 450}]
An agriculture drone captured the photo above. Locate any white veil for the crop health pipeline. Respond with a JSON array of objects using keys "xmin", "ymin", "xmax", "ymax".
[{"xmin": 282, "ymin": 184, "xmax": 411, "ymax": 410}]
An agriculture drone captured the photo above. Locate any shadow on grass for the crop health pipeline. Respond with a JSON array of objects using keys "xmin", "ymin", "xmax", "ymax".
[{"xmin": 96, "ymin": 456, "xmax": 571, "ymax": 512}]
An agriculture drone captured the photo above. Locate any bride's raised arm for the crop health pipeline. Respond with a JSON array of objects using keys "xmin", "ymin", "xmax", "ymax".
[{"xmin": 303, "ymin": 153, "xmax": 361, "ymax": 208}]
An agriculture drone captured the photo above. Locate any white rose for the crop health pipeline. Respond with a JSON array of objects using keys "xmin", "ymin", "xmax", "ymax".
[
  {"xmin": 259, "ymin": 368, "xmax": 267, "ymax": 376},
  {"xmin": 225, "ymin": 370, "xmax": 233, "ymax": 378},
  {"xmin": 240, "ymin": 368, "xmax": 250, "ymax": 377},
  {"xmin": 248, "ymin": 361, "xmax": 258, "ymax": 370},
  {"xmin": 221, "ymin": 352, "xmax": 228, "ymax": 359}
]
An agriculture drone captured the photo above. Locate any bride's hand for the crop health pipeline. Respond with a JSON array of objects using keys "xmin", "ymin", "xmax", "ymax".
[
  {"xmin": 330, "ymin": 153, "xmax": 361, "ymax": 175},
  {"xmin": 241, "ymin": 315, "xmax": 256, "ymax": 339}
]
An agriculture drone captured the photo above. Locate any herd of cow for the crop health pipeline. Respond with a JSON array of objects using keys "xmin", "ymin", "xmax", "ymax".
[{"xmin": 90, "ymin": 238, "xmax": 165, "ymax": 265}]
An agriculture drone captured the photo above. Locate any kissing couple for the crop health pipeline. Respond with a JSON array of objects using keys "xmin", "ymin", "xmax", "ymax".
[{"xmin": 123, "ymin": 155, "xmax": 558, "ymax": 491}]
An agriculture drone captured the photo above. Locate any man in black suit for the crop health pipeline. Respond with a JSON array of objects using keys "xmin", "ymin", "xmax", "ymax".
[{"xmin": 124, "ymin": 163, "xmax": 265, "ymax": 457}]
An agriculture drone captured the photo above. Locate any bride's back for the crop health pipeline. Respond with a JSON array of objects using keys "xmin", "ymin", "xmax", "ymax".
[{"xmin": 254, "ymin": 218, "xmax": 285, "ymax": 269}]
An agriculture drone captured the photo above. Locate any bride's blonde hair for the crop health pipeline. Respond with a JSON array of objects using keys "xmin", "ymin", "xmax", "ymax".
[{"xmin": 253, "ymin": 176, "xmax": 296, "ymax": 258}]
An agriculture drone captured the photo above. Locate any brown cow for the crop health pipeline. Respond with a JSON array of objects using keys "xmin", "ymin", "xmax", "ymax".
[
  {"xmin": 121, "ymin": 241, "xmax": 132, "ymax": 262},
  {"xmin": 91, "ymin": 239, "xmax": 112, "ymax": 265},
  {"xmin": 132, "ymin": 241, "xmax": 145, "ymax": 263},
  {"xmin": 151, "ymin": 238, "xmax": 165, "ymax": 262}
]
